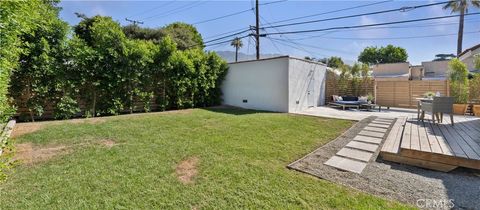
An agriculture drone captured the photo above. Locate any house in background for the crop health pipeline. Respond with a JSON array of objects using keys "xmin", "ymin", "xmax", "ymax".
[
  {"xmin": 459, "ymin": 43, "xmax": 480, "ymax": 73},
  {"xmin": 421, "ymin": 60, "xmax": 450, "ymax": 80},
  {"xmin": 221, "ymin": 56, "xmax": 327, "ymax": 113},
  {"xmin": 371, "ymin": 62, "xmax": 410, "ymax": 81}
]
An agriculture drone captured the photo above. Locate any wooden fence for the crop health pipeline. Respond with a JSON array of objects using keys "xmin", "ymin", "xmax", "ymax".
[
  {"xmin": 324, "ymin": 71, "xmax": 375, "ymax": 103},
  {"xmin": 375, "ymin": 80, "xmax": 450, "ymax": 108}
]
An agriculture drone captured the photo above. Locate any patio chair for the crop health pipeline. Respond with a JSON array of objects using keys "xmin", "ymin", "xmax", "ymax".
[{"xmin": 420, "ymin": 97, "xmax": 455, "ymax": 125}]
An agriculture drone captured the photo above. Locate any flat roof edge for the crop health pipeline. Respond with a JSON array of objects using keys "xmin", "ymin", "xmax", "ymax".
[{"xmin": 228, "ymin": 55, "xmax": 326, "ymax": 66}]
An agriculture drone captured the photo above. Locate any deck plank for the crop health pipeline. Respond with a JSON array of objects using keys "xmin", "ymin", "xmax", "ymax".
[
  {"xmin": 437, "ymin": 124, "xmax": 469, "ymax": 158},
  {"xmin": 410, "ymin": 119, "xmax": 421, "ymax": 151},
  {"xmin": 423, "ymin": 121, "xmax": 443, "ymax": 154},
  {"xmin": 400, "ymin": 118, "xmax": 412, "ymax": 150},
  {"xmin": 418, "ymin": 121, "xmax": 432, "ymax": 152},
  {"xmin": 443, "ymin": 123, "xmax": 480, "ymax": 160},
  {"xmin": 428, "ymin": 122, "xmax": 453, "ymax": 156},
  {"xmin": 459, "ymin": 119, "xmax": 480, "ymax": 144},
  {"xmin": 380, "ymin": 117, "xmax": 406, "ymax": 154},
  {"xmin": 452, "ymin": 118, "xmax": 480, "ymax": 159}
]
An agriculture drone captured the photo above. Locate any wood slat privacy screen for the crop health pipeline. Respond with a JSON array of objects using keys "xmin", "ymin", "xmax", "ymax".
[{"xmin": 375, "ymin": 80, "xmax": 450, "ymax": 108}]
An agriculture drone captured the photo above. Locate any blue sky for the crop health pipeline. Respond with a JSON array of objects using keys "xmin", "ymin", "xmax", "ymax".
[{"xmin": 58, "ymin": 0, "xmax": 480, "ymax": 64}]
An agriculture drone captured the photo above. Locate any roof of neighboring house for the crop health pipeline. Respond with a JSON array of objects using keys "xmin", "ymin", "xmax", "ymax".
[
  {"xmin": 374, "ymin": 73, "xmax": 410, "ymax": 78},
  {"xmin": 228, "ymin": 55, "xmax": 326, "ymax": 66},
  {"xmin": 458, "ymin": 43, "xmax": 480, "ymax": 57}
]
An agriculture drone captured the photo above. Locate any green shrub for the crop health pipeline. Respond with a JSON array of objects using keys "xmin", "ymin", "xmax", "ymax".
[
  {"xmin": 448, "ymin": 58, "xmax": 469, "ymax": 104},
  {"xmin": 54, "ymin": 96, "xmax": 80, "ymax": 120}
]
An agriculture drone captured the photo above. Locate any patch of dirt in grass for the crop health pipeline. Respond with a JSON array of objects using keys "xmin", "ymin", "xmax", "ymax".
[
  {"xmin": 12, "ymin": 143, "xmax": 71, "ymax": 165},
  {"xmin": 69, "ymin": 118, "xmax": 107, "ymax": 124},
  {"xmin": 11, "ymin": 123, "xmax": 44, "ymax": 138},
  {"xmin": 99, "ymin": 139, "xmax": 117, "ymax": 148},
  {"xmin": 12, "ymin": 118, "xmax": 108, "ymax": 138},
  {"xmin": 158, "ymin": 109, "xmax": 192, "ymax": 115},
  {"xmin": 176, "ymin": 156, "xmax": 199, "ymax": 184}
]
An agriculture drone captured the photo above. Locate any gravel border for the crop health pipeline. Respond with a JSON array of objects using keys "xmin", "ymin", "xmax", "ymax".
[{"xmin": 288, "ymin": 117, "xmax": 480, "ymax": 210}]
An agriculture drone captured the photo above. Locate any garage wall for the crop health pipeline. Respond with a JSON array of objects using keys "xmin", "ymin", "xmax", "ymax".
[
  {"xmin": 221, "ymin": 57, "xmax": 289, "ymax": 112},
  {"xmin": 288, "ymin": 58, "xmax": 327, "ymax": 113}
]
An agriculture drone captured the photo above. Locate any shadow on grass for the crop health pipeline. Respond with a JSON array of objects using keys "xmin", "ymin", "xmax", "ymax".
[{"xmin": 202, "ymin": 106, "xmax": 274, "ymax": 116}]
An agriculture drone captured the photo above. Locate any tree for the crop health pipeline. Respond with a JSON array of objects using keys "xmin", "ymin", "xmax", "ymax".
[
  {"xmin": 153, "ymin": 36, "xmax": 177, "ymax": 110},
  {"xmin": 71, "ymin": 15, "xmax": 128, "ymax": 116},
  {"xmin": 449, "ymin": 58, "xmax": 469, "ymax": 103},
  {"xmin": 327, "ymin": 56, "xmax": 344, "ymax": 69},
  {"xmin": 433, "ymin": 53, "xmax": 456, "ymax": 61},
  {"xmin": 358, "ymin": 45, "xmax": 408, "ymax": 65},
  {"xmin": 122, "ymin": 24, "xmax": 166, "ymax": 44},
  {"xmin": 474, "ymin": 54, "xmax": 480, "ymax": 69},
  {"xmin": 122, "ymin": 39, "xmax": 158, "ymax": 113},
  {"xmin": 0, "ymin": 0, "xmax": 55, "ymax": 122},
  {"xmin": 163, "ymin": 22, "xmax": 204, "ymax": 50},
  {"xmin": 360, "ymin": 63, "xmax": 371, "ymax": 95},
  {"xmin": 230, "ymin": 37, "xmax": 243, "ymax": 62},
  {"xmin": 4, "ymin": 0, "xmax": 68, "ymax": 121},
  {"xmin": 443, "ymin": 0, "xmax": 480, "ymax": 56}
]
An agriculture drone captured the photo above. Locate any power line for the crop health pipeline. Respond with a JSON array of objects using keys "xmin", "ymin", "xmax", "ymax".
[
  {"xmin": 203, "ymin": 29, "xmax": 251, "ymax": 44},
  {"xmin": 260, "ymin": 0, "xmax": 288, "ymax": 6},
  {"xmin": 142, "ymin": 1, "xmax": 208, "ymax": 21},
  {"xmin": 203, "ymin": 27, "xmax": 250, "ymax": 40},
  {"xmin": 261, "ymin": 12, "xmax": 480, "ymax": 36},
  {"xmin": 319, "ymin": 31, "xmax": 480, "ymax": 40},
  {"xmin": 268, "ymin": 0, "xmax": 393, "ymax": 25},
  {"xmin": 268, "ymin": 37, "xmax": 324, "ymax": 58},
  {"xmin": 269, "ymin": 37, "xmax": 354, "ymax": 55},
  {"xmin": 193, "ymin": 8, "xmax": 254, "ymax": 25},
  {"xmin": 125, "ymin": 18, "xmax": 144, "ymax": 26},
  {"xmin": 203, "ymin": 34, "xmax": 251, "ymax": 48},
  {"xmin": 194, "ymin": 0, "xmax": 287, "ymax": 25},
  {"xmin": 263, "ymin": 0, "xmax": 452, "ymax": 29},
  {"xmin": 259, "ymin": 13, "xmax": 312, "ymax": 57},
  {"xmin": 287, "ymin": 18, "xmax": 480, "ymax": 41},
  {"xmin": 127, "ymin": 1, "xmax": 176, "ymax": 19}
]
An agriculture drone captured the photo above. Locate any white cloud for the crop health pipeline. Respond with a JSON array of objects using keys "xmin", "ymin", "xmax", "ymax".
[
  {"xmin": 356, "ymin": 15, "xmax": 390, "ymax": 38},
  {"xmin": 91, "ymin": 6, "xmax": 107, "ymax": 16},
  {"xmin": 427, "ymin": 0, "xmax": 454, "ymax": 32}
]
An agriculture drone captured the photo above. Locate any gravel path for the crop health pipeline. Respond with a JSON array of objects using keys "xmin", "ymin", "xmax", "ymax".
[{"xmin": 288, "ymin": 117, "xmax": 480, "ymax": 210}]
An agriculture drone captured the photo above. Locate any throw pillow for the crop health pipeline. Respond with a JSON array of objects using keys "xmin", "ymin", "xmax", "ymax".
[{"xmin": 358, "ymin": 96, "xmax": 368, "ymax": 102}]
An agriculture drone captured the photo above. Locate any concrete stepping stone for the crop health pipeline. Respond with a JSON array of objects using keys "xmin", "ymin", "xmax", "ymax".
[
  {"xmin": 359, "ymin": 130, "xmax": 385, "ymax": 138},
  {"xmin": 346, "ymin": 141, "xmax": 379, "ymax": 152},
  {"xmin": 364, "ymin": 126, "xmax": 388, "ymax": 133},
  {"xmin": 354, "ymin": 135, "xmax": 383, "ymax": 144},
  {"xmin": 336, "ymin": 147, "xmax": 373, "ymax": 162},
  {"xmin": 324, "ymin": 156, "xmax": 367, "ymax": 174},
  {"xmin": 368, "ymin": 123, "xmax": 390, "ymax": 128}
]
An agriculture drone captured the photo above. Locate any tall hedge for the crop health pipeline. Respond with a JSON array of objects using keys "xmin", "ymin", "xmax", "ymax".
[
  {"xmin": 5, "ymin": 11, "xmax": 228, "ymax": 121},
  {"xmin": 0, "ymin": 0, "xmax": 51, "ymax": 122}
]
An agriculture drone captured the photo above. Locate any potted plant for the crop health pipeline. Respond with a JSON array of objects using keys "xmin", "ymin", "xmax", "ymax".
[
  {"xmin": 367, "ymin": 93, "xmax": 375, "ymax": 104},
  {"xmin": 423, "ymin": 91, "xmax": 435, "ymax": 99},
  {"xmin": 448, "ymin": 59, "xmax": 469, "ymax": 115}
]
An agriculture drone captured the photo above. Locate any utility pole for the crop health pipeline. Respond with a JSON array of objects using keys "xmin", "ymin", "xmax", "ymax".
[
  {"xmin": 125, "ymin": 18, "xmax": 144, "ymax": 26},
  {"xmin": 255, "ymin": 0, "xmax": 260, "ymax": 60}
]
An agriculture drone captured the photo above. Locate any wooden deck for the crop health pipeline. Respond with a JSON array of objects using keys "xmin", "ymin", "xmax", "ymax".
[{"xmin": 380, "ymin": 115, "xmax": 480, "ymax": 172}]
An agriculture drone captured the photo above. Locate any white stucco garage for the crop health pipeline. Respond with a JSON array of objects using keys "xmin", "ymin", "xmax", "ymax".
[{"xmin": 221, "ymin": 56, "xmax": 327, "ymax": 113}]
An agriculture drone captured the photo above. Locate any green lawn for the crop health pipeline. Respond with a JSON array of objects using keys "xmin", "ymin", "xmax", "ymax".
[{"xmin": 0, "ymin": 108, "xmax": 410, "ymax": 209}]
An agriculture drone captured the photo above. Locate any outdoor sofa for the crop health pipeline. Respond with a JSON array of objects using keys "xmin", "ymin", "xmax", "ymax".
[{"xmin": 328, "ymin": 95, "xmax": 368, "ymax": 110}]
